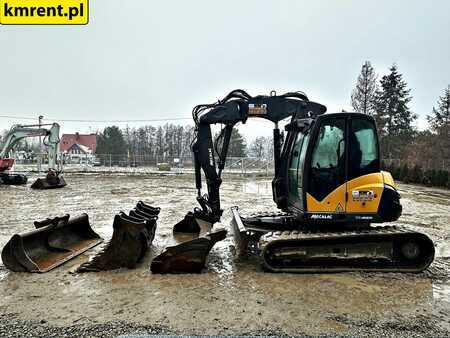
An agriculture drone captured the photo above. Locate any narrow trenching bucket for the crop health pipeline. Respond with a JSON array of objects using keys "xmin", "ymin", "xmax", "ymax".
[
  {"xmin": 30, "ymin": 175, "xmax": 67, "ymax": 190},
  {"xmin": 76, "ymin": 201, "xmax": 159, "ymax": 272},
  {"xmin": 1, "ymin": 214, "xmax": 103, "ymax": 273}
]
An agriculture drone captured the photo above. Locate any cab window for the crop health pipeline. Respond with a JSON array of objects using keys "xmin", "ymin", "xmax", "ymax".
[
  {"xmin": 308, "ymin": 118, "xmax": 346, "ymax": 201},
  {"xmin": 349, "ymin": 118, "xmax": 380, "ymax": 180}
]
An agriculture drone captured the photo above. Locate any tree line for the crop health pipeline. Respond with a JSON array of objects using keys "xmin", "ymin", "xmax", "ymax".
[
  {"xmin": 351, "ymin": 61, "xmax": 449, "ymax": 188},
  {"xmin": 95, "ymin": 124, "xmax": 263, "ymax": 160}
]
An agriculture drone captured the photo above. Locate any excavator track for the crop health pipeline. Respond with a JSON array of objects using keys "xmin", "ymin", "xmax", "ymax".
[{"xmin": 259, "ymin": 226, "xmax": 435, "ymax": 273}]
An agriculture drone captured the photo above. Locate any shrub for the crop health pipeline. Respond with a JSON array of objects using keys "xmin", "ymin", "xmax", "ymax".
[
  {"xmin": 407, "ymin": 164, "xmax": 423, "ymax": 184},
  {"xmin": 436, "ymin": 170, "xmax": 449, "ymax": 187},
  {"xmin": 399, "ymin": 163, "xmax": 409, "ymax": 182}
]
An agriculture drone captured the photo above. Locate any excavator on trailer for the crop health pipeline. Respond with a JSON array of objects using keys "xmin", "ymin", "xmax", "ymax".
[
  {"xmin": 160, "ymin": 89, "xmax": 435, "ymax": 273},
  {"xmin": 0, "ymin": 123, "xmax": 66, "ymax": 189}
]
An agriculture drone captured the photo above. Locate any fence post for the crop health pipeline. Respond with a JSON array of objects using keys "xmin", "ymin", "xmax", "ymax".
[{"xmin": 109, "ymin": 154, "xmax": 112, "ymax": 168}]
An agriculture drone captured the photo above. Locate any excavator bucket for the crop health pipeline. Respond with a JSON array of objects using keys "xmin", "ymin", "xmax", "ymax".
[
  {"xmin": 76, "ymin": 201, "xmax": 158, "ymax": 272},
  {"xmin": 1, "ymin": 214, "xmax": 103, "ymax": 273},
  {"xmin": 150, "ymin": 207, "xmax": 227, "ymax": 274},
  {"xmin": 173, "ymin": 209, "xmax": 217, "ymax": 234},
  {"xmin": 151, "ymin": 229, "xmax": 227, "ymax": 274},
  {"xmin": 30, "ymin": 175, "xmax": 67, "ymax": 190},
  {"xmin": 173, "ymin": 211, "xmax": 202, "ymax": 234}
]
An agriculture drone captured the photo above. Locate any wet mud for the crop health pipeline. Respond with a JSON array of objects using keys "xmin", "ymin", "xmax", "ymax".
[{"xmin": 0, "ymin": 173, "xmax": 449, "ymax": 336}]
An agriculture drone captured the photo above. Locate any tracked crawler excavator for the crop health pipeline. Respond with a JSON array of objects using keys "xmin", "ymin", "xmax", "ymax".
[
  {"xmin": 158, "ymin": 89, "xmax": 435, "ymax": 273},
  {"xmin": 0, "ymin": 122, "xmax": 66, "ymax": 189}
]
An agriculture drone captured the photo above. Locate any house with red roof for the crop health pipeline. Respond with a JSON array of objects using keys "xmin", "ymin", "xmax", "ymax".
[{"xmin": 60, "ymin": 133, "xmax": 97, "ymax": 154}]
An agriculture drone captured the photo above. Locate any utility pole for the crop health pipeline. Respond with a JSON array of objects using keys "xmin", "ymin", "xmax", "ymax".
[{"xmin": 38, "ymin": 115, "xmax": 43, "ymax": 173}]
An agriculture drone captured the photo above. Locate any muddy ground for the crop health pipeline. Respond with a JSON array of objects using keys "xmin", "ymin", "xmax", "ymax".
[{"xmin": 0, "ymin": 173, "xmax": 449, "ymax": 337}]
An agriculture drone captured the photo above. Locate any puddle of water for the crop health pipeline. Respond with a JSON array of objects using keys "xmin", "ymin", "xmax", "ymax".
[
  {"xmin": 241, "ymin": 180, "xmax": 272, "ymax": 195},
  {"xmin": 0, "ymin": 269, "xmax": 8, "ymax": 282},
  {"xmin": 433, "ymin": 282, "xmax": 450, "ymax": 302},
  {"xmin": 437, "ymin": 244, "xmax": 450, "ymax": 258}
]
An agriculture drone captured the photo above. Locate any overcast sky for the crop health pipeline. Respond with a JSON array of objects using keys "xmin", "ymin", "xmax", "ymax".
[{"xmin": 1, "ymin": 0, "xmax": 449, "ymax": 140}]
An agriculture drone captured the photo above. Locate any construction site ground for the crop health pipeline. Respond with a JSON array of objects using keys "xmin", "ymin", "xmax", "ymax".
[{"xmin": 0, "ymin": 173, "xmax": 449, "ymax": 337}]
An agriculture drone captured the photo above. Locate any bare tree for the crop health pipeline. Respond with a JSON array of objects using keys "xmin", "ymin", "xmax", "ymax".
[
  {"xmin": 249, "ymin": 137, "xmax": 266, "ymax": 158},
  {"xmin": 351, "ymin": 61, "xmax": 378, "ymax": 115}
]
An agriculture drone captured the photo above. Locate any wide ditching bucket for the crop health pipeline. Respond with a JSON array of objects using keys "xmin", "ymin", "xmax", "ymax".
[
  {"xmin": 1, "ymin": 214, "xmax": 103, "ymax": 273},
  {"xmin": 76, "ymin": 201, "xmax": 159, "ymax": 272}
]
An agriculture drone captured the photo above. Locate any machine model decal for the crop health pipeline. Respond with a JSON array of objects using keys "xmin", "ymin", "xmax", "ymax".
[
  {"xmin": 352, "ymin": 190, "xmax": 375, "ymax": 201},
  {"xmin": 310, "ymin": 214, "xmax": 333, "ymax": 220},
  {"xmin": 248, "ymin": 103, "xmax": 267, "ymax": 115}
]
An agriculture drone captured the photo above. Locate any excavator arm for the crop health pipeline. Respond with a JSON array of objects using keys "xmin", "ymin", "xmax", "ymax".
[{"xmin": 175, "ymin": 89, "xmax": 327, "ymax": 233}]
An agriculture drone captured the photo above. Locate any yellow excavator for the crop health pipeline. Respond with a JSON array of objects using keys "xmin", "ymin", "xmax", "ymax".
[{"xmin": 155, "ymin": 89, "xmax": 435, "ymax": 273}]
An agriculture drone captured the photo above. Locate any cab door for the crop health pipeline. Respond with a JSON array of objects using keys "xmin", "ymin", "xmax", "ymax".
[
  {"xmin": 345, "ymin": 117, "xmax": 382, "ymax": 214},
  {"xmin": 306, "ymin": 117, "xmax": 347, "ymax": 214},
  {"xmin": 287, "ymin": 131, "xmax": 309, "ymax": 211}
]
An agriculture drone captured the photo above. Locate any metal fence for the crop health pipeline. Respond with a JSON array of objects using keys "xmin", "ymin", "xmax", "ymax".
[
  {"xmin": 11, "ymin": 152, "xmax": 450, "ymax": 175},
  {"xmin": 382, "ymin": 158, "xmax": 450, "ymax": 171},
  {"xmin": 12, "ymin": 153, "xmax": 276, "ymax": 176}
]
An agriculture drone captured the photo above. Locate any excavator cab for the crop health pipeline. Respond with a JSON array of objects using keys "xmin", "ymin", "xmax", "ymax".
[{"xmin": 284, "ymin": 113, "xmax": 402, "ymax": 226}]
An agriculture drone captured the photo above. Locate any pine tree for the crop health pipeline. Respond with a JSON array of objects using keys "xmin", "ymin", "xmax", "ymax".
[
  {"xmin": 427, "ymin": 85, "xmax": 450, "ymax": 159},
  {"xmin": 351, "ymin": 61, "xmax": 378, "ymax": 115},
  {"xmin": 228, "ymin": 129, "xmax": 246, "ymax": 157},
  {"xmin": 427, "ymin": 85, "xmax": 450, "ymax": 133},
  {"xmin": 375, "ymin": 64, "xmax": 416, "ymax": 137},
  {"xmin": 96, "ymin": 126, "xmax": 128, "ymax": 162}
]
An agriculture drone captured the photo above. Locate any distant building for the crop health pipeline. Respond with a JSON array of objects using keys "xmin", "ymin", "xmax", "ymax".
[
  {"xmin": 67, "ymin": 143, "xmax": 92, "ymax": 155},
  {"xmin": 60, "ymin": 133, "xmax": 97, "ymax": 154}
]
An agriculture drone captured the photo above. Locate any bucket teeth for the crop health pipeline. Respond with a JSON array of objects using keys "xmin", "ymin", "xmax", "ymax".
[
  {"xmin": 137, "ymin": 201, "xmax": 160, "ymax": 216},
  {"xmin": 76, "ymin": 203, "xmax": 159, "ymax": 272},
  {"xmin": 150, "ymin": 229, "xmax": 227, "ymax": 274},
  {"xmin": 1, "ymin": 214, "xmax": 102, "ymax": 273}
]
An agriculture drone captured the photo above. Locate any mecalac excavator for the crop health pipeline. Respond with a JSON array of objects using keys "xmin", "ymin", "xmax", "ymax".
[{"xmin": 151, "ymin": 89, "xmax": 435, "ymax": 273}]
